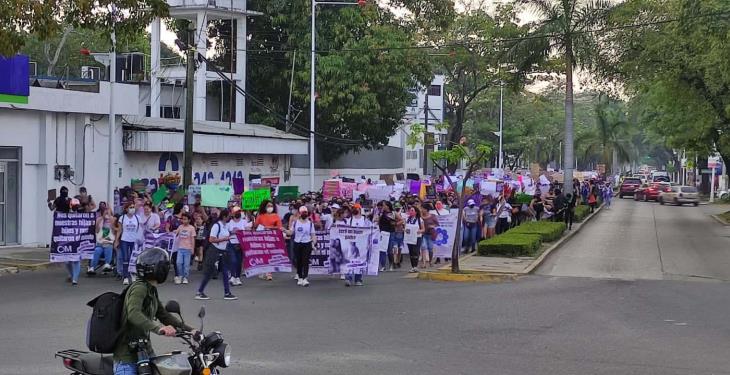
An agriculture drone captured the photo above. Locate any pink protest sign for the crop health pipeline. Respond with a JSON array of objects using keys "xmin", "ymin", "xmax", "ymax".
[
  {"xmin": 322, "ymin": 180, "xmax": 341, "ymax": 200},
  {"xmin": 236, "ymin": 230, "xmax": 292, "ymax": 277},
  {"xmin": 340, "ymin": 182, "xmax": 357, "ymax": 198}
]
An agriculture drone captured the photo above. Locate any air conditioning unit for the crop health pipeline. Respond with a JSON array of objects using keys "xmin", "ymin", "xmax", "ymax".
[
  {"xmin": 81, "ymin": 66, "xmax": 101, "ymax": 80},
  {"xmin": 29, "ymin": 61, "xmax": 37, "ymax": 76}
]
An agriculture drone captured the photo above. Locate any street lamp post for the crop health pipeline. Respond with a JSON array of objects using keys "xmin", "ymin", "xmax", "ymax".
[
  {"xmin": 498, "ymin": 81, "xmax": 503, "ymax": 169},
  {"xmin": 310, "ymin": 0, "xmax": 363, "ymax": 192}
]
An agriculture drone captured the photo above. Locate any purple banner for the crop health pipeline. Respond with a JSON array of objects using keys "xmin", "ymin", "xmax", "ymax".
[
  {"xmin": 232, "ymin": 177, "xmax": 245, "ymax": 195},
  {"xmin": 50, "ymin": 212, "xmax": 96, "ymax": 263}
]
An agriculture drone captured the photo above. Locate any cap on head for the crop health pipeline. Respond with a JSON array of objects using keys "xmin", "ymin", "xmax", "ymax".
[
  {"xmin": 299, "ymin": 206, "xmax": 309, "ymax": 213},
  {"xmin": 232, "ymin": 206, "xmax": 242, "ymax": 214},
  {"xmin": 467, "ymin": 199, "xmax": 475, "ymax": 205}
]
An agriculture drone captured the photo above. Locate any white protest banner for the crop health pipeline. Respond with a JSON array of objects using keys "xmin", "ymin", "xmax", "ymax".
[
  {"xmin": 480, "ymin": 180, "xmax": 497, "ymax": 195},
  {"xmin": 404, "ymin": 223, "xmax": 419, "ymax": 245},
  {"xmin": 353, "ymin": 190, "xmax": 367, "ymax": 201},
  {"xmin": 329, "ymin": 224, "xmax": 379, "ymax": 276},
  {"xmin": 367, "ymin": 185, "xmax": 392, "ymax": 202},
  {"xmin": 432, "ymin": 213, "xmax": 459, "ymax": 258},
  {"xmin": 377, "ymin": 231, "xmax": 391, "ymax": 253},
  {"xmin": 129, "ymin": 231, "xmax": 177, "ymax": 274}
]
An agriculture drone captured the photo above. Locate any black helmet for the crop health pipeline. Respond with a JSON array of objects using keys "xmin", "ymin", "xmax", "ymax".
[{"xmin": 135, "ymin": 248, "xmax": 170, "ymax": 284}]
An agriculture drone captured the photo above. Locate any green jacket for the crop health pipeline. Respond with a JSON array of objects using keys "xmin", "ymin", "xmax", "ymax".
[{"xmin": 113, "ymin": 280, "xmax": 190, "ymax": 364}]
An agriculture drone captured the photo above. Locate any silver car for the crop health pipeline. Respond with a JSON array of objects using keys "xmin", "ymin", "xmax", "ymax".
[{"xmin": 659, "ymin": 185, "xmax": 699, "ymax": 206}]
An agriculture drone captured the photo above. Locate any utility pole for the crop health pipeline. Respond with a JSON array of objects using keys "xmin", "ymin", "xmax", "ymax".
[
  {"xmin": 183, "ymin": 22, "xmax": 195, "ymax": 189},
  {"xmin": 423, "ymin": 94, "xmax": 430, "ymax": 176},
  {"xmin": 498, "ymin": 81, "xmax": 504, "ymax": 169},
  {"xmin": 106, "ymin": 6, "xmax": 117, "ymax": 206}
]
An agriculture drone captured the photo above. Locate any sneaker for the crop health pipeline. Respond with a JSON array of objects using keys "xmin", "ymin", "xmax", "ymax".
[
  {"xmin": 102, "ymin": 264, "xmax": 112, "ymax": 273},
  {"xmin": 230, "ymin": 276, "xmax": 236, "ymax": 284},
  {"xmin": 345, "ymin": 279, "xmax": 352, "ymax": 287},
  {"xmin": 340, "ymin": 274, "xmax": 346, "ymax": 280},
  {"xmin": 72, "ymin": 281, "xmax": 78, "ymax": 286},
  {"xmin": 224, "ymin": 293, "xmax": 238, "ymax": 300},
  {"xmin": 182, "ymin": 278, "xmax": 189, "ymax": 284},
  {"xmin": 294, "ymin": 274, "xmax": 300, "ymax": 281},
  {"xmin": 301, "ymin": 278, "xmax": 310, "ymax": 287},
  {"xmin": 355, "ymin": 281, "xmax": 364, "ymax": 286},
  {"xmin": 266, "ymin": 274, "xmax": 273, "ymax": 281},
  {"xmin": 130, "ymin": 275, "xmax": 137, "ymax": 282},
  {"xmin": 409, "ymin": 267, "xmax": 418, "ymax": 273},
  {"xmin": 435, "ymin": 258, "xmax": 441, "ymax": 264},
  {"xmin": 388, "ymin": 266, "xmax": 394, "ymax": 272},
  {"xmin": 195, "ymin": 293, "xmax": 210, "ymax": 300},
  {"xmin": 379, "ymin": 267, "xmax": 386, "ymax": 272},
  {"xmin": 122, "ymin": 278, "xmax": 130, "ymax": 285},
  {"xmin": 174, "ymin": 276, "xmax": 181, "ymax": 285},
  {"xmin": 236, "ymin": 277, "xmax": 244, "ymax": 285},
  {"xmin": 297, "ymin": 278, "xmax": 304, "ymax": 286},
  {"xmin": 87, "ymin": 266, "xmax": 96, "ymax": 275}
]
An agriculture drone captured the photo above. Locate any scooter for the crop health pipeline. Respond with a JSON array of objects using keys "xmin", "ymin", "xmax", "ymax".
[{"xmin": 56, "ymin": 302, "xmax": 231, "ymax": 375}]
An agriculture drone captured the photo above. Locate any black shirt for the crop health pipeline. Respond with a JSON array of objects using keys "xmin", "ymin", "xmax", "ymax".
[
  {"xmin": 52, "ymin": 196, "xmax": 71, "ymax": 213},
  {"xmin": 378, "ymin": 212, "xmax": 396, "ymax": 233}
]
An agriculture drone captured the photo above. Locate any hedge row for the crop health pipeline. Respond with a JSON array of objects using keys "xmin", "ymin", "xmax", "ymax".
[
  {"xmin": 510, "ymin": 221, "xmax": 566, "ymax": 242},
  {"xmin": 573, "ymin": 205, "xmax": 591, "ymax": 222},
  {"xmin": 477, "ymin": 233, "xmax": 542, "ymax": 257}
]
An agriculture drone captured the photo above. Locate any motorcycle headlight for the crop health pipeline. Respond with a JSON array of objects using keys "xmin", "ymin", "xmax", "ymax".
[
  {"xmin": 202, "ymin": 332, "xmax": 224, "ymax": 350},
  {"xmin": 213, "ymin": 343, "xmax": 231, "ymax": 368}
]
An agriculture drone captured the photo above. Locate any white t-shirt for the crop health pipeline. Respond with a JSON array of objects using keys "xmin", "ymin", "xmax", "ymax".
[
  {"xmin": 226, "ymin": 218, "xmax": 248, "ymax": 244},
  {"xmin": 140, "ymin": 213, "xmax": 161, "ymax": 233},
  {"xmin": 292, "ymin": 219, "xmax": 314, "ymax": 243},
  {"xmin": 210, "ymin": 221, "xmax": 230, "ymax": 250},
  {"xmin": 498, "ymin": 203, "xmax": 513, "ymax": 219},
  {"xmin": 320, "ymin": 213, "xmax": 333, "ymax": 230},
  {"xmin": 120, "ymin": 214, "xmax": 141, "ymax": 243}
]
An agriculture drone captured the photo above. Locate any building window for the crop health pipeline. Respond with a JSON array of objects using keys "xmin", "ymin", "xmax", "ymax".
[
  {"xmin": 145, "ymin": 105, "xmax": 181, "ymax": 119},
  {"xmin": 251, "ymin": 156, "xmax": 264, "ymax": 167},
  {"xmin": 427, "ymin": 85, "xmax": 441, "ymax": 96},
  {"xmin": 406, "ymin": 150, "xmax": 419, "ymax": 160}
]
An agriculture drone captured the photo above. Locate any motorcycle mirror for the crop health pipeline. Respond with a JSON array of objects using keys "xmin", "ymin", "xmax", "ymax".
[
  {"xmin": 198, "ymin": 306, "xmax": 206, "ymax": 319},
  {"xmin": 165, "ymin": 300, "xmax": 181, "ymax": 315}
]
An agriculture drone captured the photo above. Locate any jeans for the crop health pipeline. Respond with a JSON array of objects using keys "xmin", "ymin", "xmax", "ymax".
[
  {"xmin": 65, "ymin": 261, "xmax": 80, "ymax": 282},
  {"xmin": 294, "ymin": 241, "xmax": 313, "ymax": 279},
  {"xmin": 463, "ymin": 223, "xmax": 479, "ymax": 251},
  {"xmin": 388, "ymin": 232, "xmax": 403, "ymax": 266},
  {"xmin": 118, "ymin": 241, "xmax": 135, "ymax": 278},
  {"xmin": 91, "ymin": 244, "xmax": 113, "ymax": 268},
  {"xmin": 198, "ymin": 249, "xmax": 231, "ymax": 295},
  {"xmin": 176, "ymin": 249, "xmax": 192, "ymax": 278},
  {"xmin": 113, "ymin": 362, "xmax": 137, "ymax": 375},
  {"xmin": 422, "ymin": 235, "xmax": 434, "ymax": 261},
  {"xmin": 227, "ymin": 243, "xmax": 242, "ymax": 279}
]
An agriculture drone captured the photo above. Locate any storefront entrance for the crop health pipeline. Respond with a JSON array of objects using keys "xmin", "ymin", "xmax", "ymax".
[{"xmin": 0, "ymin": 148, "xmax": 20, "ymax": 245}]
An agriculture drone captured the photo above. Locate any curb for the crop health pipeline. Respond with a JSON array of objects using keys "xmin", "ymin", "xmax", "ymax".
[
  {"xmin": 711, "ymin": 214, "xmax": 729, "ymax": 226},
  {"xmin": 0, "ymin": 258, "xmax": 55, "ymax": 271},
  {"xmin": 524, "ymin": 204, "xmax": 605, "ymax": 274},
  {"xmin": 417, "ymin": 270, "xmax": 519, "ymax": 283}
]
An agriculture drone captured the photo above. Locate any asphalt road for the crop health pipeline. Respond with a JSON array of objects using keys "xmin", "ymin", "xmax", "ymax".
[
  {"xmin": 3, "ymin": 199, "xmax": 730, "ymax": 375},
  {"xmin": 537, "ymin": 196, "xmax": 730, "ymax": 281}
]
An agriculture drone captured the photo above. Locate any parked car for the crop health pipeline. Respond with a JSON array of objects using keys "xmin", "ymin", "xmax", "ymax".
[
  {"xmin": 634, "ymin": 182, "xmax": 671, "ymax": 201},
  {"xmin": 619, "ymin": 177, "xmax": 643, "ymax": 198},
  {"xmin": 659, "ymin": 185, "xmax": 699, "ymax": 206}
]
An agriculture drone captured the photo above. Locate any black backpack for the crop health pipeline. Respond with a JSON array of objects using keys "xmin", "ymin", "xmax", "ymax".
[{"xmin": 85, "ymin": 287, "xmax": 129, "ymax": 353}]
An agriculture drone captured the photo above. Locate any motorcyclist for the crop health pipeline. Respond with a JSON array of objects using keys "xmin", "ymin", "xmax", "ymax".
[{"xmin": 113, "ymin": 248, "xmax": 193, "ymax": 375}]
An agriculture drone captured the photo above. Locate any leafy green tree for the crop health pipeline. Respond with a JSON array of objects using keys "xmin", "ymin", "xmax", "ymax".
[
  {"xmin": 246, "ymin": 0, "xmax": 448, "ymax": 161},
  {"xmin": 576, "ymin": 94, "xmax": 633, "ymax": 174},
  {"xmin": 600, "ymin": 0, "xmax": 730, "ymax": 164},
  {"xmin": 508, "ymin": 0, "xmax": 611, "ymax": 193},
  {"xmin": 435, "ymin": 7, "xmax": 523, "ymax": 170},
  {"xmin": 1, "ymin": 0, "xmax": 169, "ymax": 57}
]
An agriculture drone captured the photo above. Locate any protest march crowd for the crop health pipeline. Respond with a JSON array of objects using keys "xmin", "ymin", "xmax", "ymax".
[{"xmin": 47, "ymin": 169, "xmax": 614, "ymax": 300}]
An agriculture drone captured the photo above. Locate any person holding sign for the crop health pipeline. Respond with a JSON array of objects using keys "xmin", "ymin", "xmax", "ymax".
[
  {"xmin": 405, "ymin": 206, "xmax": 424, "ymax": 273},
  {"xmin": 196, "ymin": 209, "xmax": 237, "ymax": 301},
  {"xmin": 254, "ymin": 200, "xmax": 282, "ymax": 281},
  {"xmin": 291, "ymin": 206, "xmax": 317, "ymax": 287}
]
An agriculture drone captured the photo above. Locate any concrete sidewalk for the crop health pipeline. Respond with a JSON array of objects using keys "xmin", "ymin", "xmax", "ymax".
[
  {"xmin": 427, "ymin": 204, "xmax": 606, "ymax": 279},
  {"xmin": 0, "ymin": 246, "xmax": 54, "ymax": 273}
]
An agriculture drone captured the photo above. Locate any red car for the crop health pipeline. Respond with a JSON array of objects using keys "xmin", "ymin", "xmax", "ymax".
[
  {"xmin": 634, "ymin": 182, "xmax": 671, "ymax": 201},
  {"xmin": 619, "ymin": 177, "xmax": 642, "ymax": 198}
]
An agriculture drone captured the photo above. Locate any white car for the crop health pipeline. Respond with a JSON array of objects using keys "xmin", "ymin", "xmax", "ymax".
[{"xmin": 659, "ymin": 185, "xmax": 699, "ymax": 206}]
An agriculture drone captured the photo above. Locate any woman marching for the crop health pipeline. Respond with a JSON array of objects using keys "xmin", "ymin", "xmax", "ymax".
[
  {"xmin": 291, "ymin": 206, "xmax": 317, "ymax": 286},
  {"xmin": 227, "ymin": 206, "xmax": 252, "ymax": 286},
  {"xmin": 118, "ymin": 201, "xmax": 142, "ymax": 285},
  {"xmin": 405, "ymin": 206, "xmax": 425, "ymax": 273},
  {"xmin": 254, "ymin": 200, "xmax": 283, "ymax": 281},
  {"xmin": 196, "ymin": 209, "xmax": 237, "ymax": 300}
]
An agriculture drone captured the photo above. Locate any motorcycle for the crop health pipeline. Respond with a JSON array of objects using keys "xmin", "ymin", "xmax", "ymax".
[{"xmin": 56, "ymin": 301, "xmax": 231, "ymax": 375}]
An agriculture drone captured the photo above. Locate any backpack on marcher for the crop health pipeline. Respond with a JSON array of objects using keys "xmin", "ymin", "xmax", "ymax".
[{"xmin": 85, "ymin": 287, "xmax": 129, "ymax": 353}]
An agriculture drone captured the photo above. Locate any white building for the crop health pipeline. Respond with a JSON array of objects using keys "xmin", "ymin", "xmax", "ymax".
[{"xmin": 289, "ymin": 75, "xmax": 446, "ymax": 188}]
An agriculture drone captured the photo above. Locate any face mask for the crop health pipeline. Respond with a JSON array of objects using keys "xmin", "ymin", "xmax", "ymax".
[
  {"xmin": 266, "ymin": 207, "xmax": 274, "ymax": 213},
  {"xmin": 469, "ymin": 204, "xmax": 475, "ymax": 208},
  {"xmin": 211, "ymin": 213, "xmax": 219, "ymax": 221},
  {"xmin": 352, "ymin": 210, "xmax": 360, "ymax": 216},
  {"xmin": 234, "ymin": 213, "xmax": 242, "ymax": 219},
  {"xmin": 127, "ymin": 208, "xmax": 135, "ymax": 215},
  {"xmin": 301, "ymin": 213, "xmax": 309, "ymax": 219}
]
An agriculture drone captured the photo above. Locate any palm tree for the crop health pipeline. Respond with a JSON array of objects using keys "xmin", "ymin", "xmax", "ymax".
[
  {"xmin": 578, "ymin": 95, "xmax": 633, "ymax": 174},
  {"xmin": 508, "ymin": 0, "xmax": 611, "ymax": 193}
]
